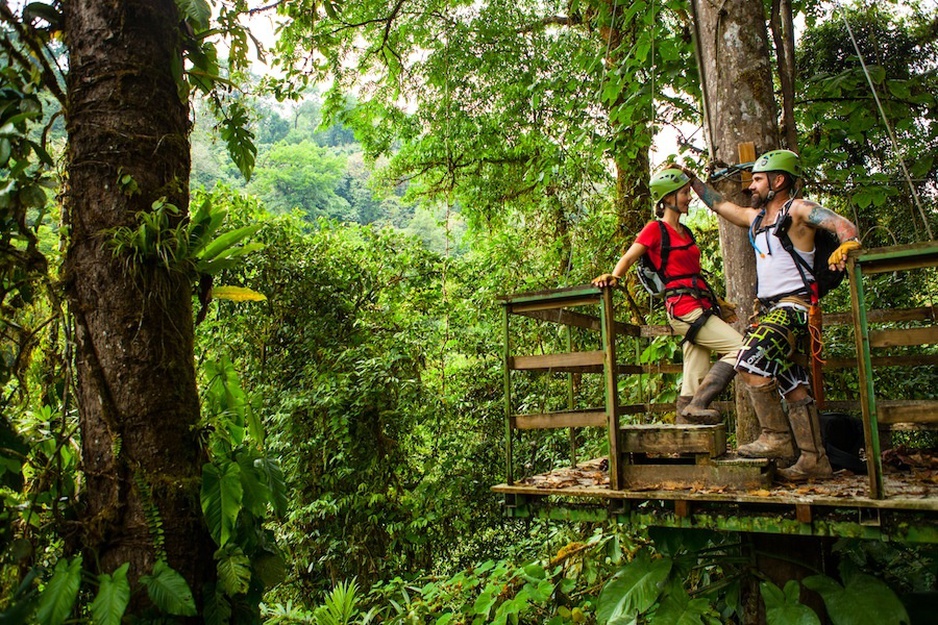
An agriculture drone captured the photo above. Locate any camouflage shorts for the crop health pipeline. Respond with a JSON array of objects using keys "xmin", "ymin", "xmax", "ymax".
[{"xmin": 735, "ymin": 305, "xmax": 810, "ymax": 395}]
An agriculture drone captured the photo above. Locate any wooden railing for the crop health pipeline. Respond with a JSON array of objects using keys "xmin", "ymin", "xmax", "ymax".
[
  {"xmin": 847, "ymin": 241, "xmax": 938, "ymax": 498},
  {"xmin": 499, "ymin": 241, "xmax": 938, "ymax": 499}
]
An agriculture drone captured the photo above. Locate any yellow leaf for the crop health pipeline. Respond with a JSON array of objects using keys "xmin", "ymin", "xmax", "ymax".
[{"xmin": 211, "ymin": 285, "xmax": 267, "ymax": 302}]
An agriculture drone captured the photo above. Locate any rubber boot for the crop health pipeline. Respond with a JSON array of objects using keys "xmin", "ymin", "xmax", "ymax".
[
  {"xmin": 681, "ymin": 361, "xmax": 736, "ymax": 424},
  {"xmin": 737, "ymin": 380, "xmax": 795, "ymax": 458},
  {"xmin": 675, "ymin": 396, "xmax": 693, "ymax": 423},
  {"xmin": 776, "ymin": 397, "xmax": 833, "ymax": 482}
]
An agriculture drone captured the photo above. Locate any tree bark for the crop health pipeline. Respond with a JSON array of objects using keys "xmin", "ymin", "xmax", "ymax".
[
  {"xmin": 63, "ymin": 0, "xmax": 215, "ymax": 609},
  {"xmin": 691, "ymin": 0, "xmax": 780, "ymax": 446}
]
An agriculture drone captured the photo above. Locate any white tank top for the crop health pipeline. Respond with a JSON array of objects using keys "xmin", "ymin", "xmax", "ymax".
[{"xmin": 754, "ymin": 228, "xmax": 815, "ymax": 300}]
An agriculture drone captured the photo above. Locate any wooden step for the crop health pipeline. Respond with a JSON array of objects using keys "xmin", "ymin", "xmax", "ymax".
[
  {"xmin": 620, "ymin": 423, "xmax": 726, "ymax": 459},
  {"xmin": 619, "ymin": 455, "xmax": 772, "ymax": 491}
]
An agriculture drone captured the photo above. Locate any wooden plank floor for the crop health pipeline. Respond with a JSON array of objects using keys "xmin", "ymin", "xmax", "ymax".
[{"xmin": 493, "ymin": 455, "xmax": 938, "ymax": 512}]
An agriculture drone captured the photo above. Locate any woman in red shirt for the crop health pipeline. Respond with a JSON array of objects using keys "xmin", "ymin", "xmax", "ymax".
[{"xmin": 593, "ymin": 168, "xmax": 744, "ymax": 423}]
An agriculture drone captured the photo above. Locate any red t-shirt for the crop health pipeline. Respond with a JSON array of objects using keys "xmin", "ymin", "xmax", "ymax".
[{"xmin": 635, "ymin": 220, "xmax": 712, "ymax": 317}]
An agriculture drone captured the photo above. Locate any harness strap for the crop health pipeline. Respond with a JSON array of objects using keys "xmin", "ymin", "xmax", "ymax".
[
  {"xmin": 758, "ymin": 291, "xmax": 812, "ymax": 309},
  {"xmin": 750, "ymin": 198, "xmax": 820, "ymax": 305},
  {"xmin": 681, "ymin": 309, "xmax": 715, "ymax": 346}
]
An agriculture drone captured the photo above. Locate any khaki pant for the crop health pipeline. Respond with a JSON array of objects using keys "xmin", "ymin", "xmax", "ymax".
[{"xmin": 669, "ymin": 308, "xmax": 745, "ymax": 396}]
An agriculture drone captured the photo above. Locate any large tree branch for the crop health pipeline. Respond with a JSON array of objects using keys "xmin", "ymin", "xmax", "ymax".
[
  {"xmin": 248, "ymin": 0, "xmax": 287, "ymax": 15},
  {"xmin": 770, "ymin": 0, "xmax": 798, "ymax": 152}
]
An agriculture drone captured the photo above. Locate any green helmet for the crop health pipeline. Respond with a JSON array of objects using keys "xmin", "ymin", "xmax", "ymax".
[
  {"xmin": 752, "ymin": 149, "xmax": 802, "ymax": 179},
  {"xmin": 650, "ymin": 169, "xmax": 690, "ymax": 204}
]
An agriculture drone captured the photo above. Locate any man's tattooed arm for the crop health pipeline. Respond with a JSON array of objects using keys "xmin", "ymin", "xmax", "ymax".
[
  {"xmin": 690, "ymin": 178, "xmax": 723, "ymax": 209},
  {"xmin": 804, "ymin": 202, "xmax": 859, "ymax": 242}
]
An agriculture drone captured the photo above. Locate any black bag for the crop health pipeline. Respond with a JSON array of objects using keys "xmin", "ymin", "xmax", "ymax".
[
  {"xmin": 819, "ymin": 411, "xmax": 867, "ymax": 474},
  {"xmin": 810, "ymin": 229, "xmax": 847, "ymax": 298},
  {"xmin": 635, "ymin": 221, "xmax": 696, "ymax": 298}
]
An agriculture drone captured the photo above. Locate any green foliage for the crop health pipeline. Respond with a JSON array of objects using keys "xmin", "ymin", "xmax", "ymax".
[
  {"xmin": 91, "ymin": 563, "xmax": 131, "ymax": 625},
  {"xmin": 313, "ymin": 579, "xmax": 361, "ymax": 625},
  {"xmin": 272, "ymin": 0, "xmax": 696, "ymax": 247},
  {"xmin": 201, "ymin": 459, "xmax": 244, "ymax": 547},
  {"xmin": 803, "ymin": 561, "xmax": 910, "ymax": 625},
  {"xmin": 596, "ymin": 548, "xmax": 673, "ymax": 622},
  {"xmin": 176, "ymin": 0, "xmax": 212, "ymax": 31},
  {"xmin": 194, "ymin": 350, "xmax": 289, "ymax": 617},
  {"xmin": 108, "ymin": 195, "xmax": 263, "ymax": 286},
  {"xmin": 172, "ymin": 0, "xmax": 262, "ymax": 180},
  {"xmin": 0, "ymin": 39, "xmax": 59, "ymax": 393},
  {"xmin": 216, "ymin": 543, "xmax": 253, "ymax": 596},
  {"xmin": 140, "ymin": 560, "xmax": 199, "ymax": 617},
  {"xmin": 246, "ymin": 140, "xmax": 349, "ymax": 219},
  {"xmin": 220, "ymin": 101, "xmax": 258, "ymax": 182},
  {"xmin": 797, "ymin": 2, "xmax": 938, "ymax": 246},
  {"xmin": 133, "ymin": 473, "xmax": 167, "ymax": 559},
  {"xmin": 35, "ymin": 556, "xmax": 82, "ymax": 625},
  {"xmin": 761, "ymin": 580, "xmax": 820, "ymax": 625}
]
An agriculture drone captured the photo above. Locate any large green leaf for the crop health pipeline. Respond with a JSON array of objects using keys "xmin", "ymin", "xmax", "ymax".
[
  {"xmin": 139, "ymin": 560, "xmax": 197, "ymax": 617},
  {"xmin": 203, "ymin": 585, "xmax": 232, "ymax": 625},
  {"xmin": 220, "ymin": 102, "xmax": 257, "ymax": 181},
  {"xmin": 201, "ymin": 460, "xmax": 244, "ymax": 546},
  {"xmin": 196, "ymin": 224, "xmax": 262, "ymax": 263},
  {"xmin": 175, "ymin": 0, "xmax": 211, "ymax": 30},
  {"xmin": 596, "ymin": 549, "xmax": 672, "ymax": 624},
  {"xmin": 36, "ymin": 556, "xmax": 82, "ymax": 625},
  {"xmin": 91, "ymin": 563, "xmax": 130, "ymax": 625},
  {"xmin": 803, "ymin": 568, "xmax": 909, "ymax": 625},
  {"xmin": 253, "ymin": 455, "xmax": 288, "ymax": 518},
  {"xmin": 647, "ymin": 527, "xmax": 720, "ymax": 558},
  {"xmin": 236, "ymin": 448, "xmax": 271, "ymax": 516},
  {"xmin": 215, "ymin": 544, "xmax": 252, "ymax": 596},
  {"xmin": 652, "ymin": 586, "xmax": 714, "ymax": 624},
  {"xmin": 761, "ymin": 581, "xmax": 820, "ymax": 625},
  {"xmin": 196, "ymin": 242, "xmax": 265, "ymax": 274}
]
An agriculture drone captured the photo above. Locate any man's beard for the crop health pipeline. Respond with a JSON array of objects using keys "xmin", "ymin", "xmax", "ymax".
[{"xmin": 750, "ymin": 191, "xmax": 769, "ymax": 209}]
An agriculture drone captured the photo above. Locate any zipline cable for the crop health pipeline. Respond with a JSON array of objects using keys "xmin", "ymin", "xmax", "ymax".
[{"xmin": 838, "ymin": 3, "xmax": 932, "ymax": 240}]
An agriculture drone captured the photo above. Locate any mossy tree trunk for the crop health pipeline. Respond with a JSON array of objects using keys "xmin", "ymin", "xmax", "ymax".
[{"xmin": 63, "ymin": 0, "xmax": 215, "ymax": 611}]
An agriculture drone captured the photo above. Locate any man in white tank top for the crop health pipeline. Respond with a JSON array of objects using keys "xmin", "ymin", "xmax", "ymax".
[{"xmin": 681, "ymin": 150, "xmax": 860, "ymax": 482}]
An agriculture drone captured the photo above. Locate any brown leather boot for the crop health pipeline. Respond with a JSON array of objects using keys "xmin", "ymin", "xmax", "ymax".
[
  {"xmin": 675, "ymin": 396, "xmax": 693, "ymax": 423},
  {"xmin": 737, "ymin": 381, "xmax": 795, "ymax": 458},
  {"xmin": 681, "ymin": 361, "xmax": 736, "ymax": 424},
  {"xmin": 777, "ymin": 397, "xmax": 833, "ymax": 482}
]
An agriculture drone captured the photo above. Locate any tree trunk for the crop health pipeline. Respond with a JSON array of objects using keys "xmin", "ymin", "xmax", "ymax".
[
  {"xmin": 63, "ymin": 0, "xmax": 215, "ymax": 610},
  {"xmin": 691, "ymin": 0, "xmax": 780, "ymax": 446},
  {"xmin": 691, "ymin": 4, "xmax": 836, "ymax": 623}
]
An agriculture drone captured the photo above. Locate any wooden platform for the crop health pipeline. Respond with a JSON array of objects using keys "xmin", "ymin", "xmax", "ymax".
[
  {"xmin": 496, "ymin": 244, "xmax": 938, "ymax": 543},
  {"xmin": 493, "ymin": 455, "xmax": 938, "ymax": 543}
]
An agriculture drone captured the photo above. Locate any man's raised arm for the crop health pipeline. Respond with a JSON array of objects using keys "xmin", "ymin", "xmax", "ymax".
[{"xmin": 680, "ymin": 167, "xmax": 757, "ymax": 228}]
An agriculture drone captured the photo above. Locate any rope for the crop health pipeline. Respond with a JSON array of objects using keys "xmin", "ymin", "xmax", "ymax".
[
  {"xmin": 808, "ymin": 321, "xmax": 826, "ymax": 365},
  {"xmin": 838, "ymin": 3, "xmax": 933, "ymax": 240}
]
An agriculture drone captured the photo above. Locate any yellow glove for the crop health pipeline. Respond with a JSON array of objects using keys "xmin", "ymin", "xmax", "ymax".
[
  {"xmin": 591, "ymin": 273, "xmax": 620, "ymax": 288},
  {"xmin": 827, "ymin": 239, "xmax": 862, "ymax": 270},
  {"xmin": 717, "ymin": 297, "xmax": 738, "ymax": 324}
]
